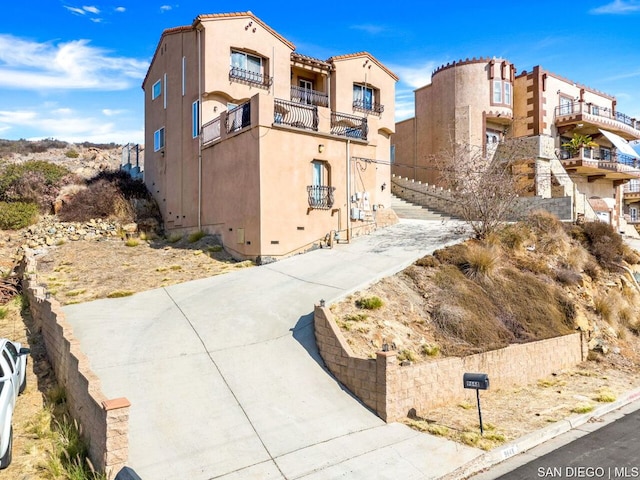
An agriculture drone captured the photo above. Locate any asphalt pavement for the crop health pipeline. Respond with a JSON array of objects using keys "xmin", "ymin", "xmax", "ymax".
[{"xmin": 63, "ymin": 219, "xmax": 483, "ymax": 480}]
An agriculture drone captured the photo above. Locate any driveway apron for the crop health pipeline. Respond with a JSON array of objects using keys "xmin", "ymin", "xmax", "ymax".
[{"xmin": 63, "ymin": 219, "xmax": 482, "ymax": 479}]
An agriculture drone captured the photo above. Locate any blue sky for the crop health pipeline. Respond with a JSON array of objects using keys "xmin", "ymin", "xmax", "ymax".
[{"xmin": 1, "ymin": 1, "xmax": 640, "ymax": 144}]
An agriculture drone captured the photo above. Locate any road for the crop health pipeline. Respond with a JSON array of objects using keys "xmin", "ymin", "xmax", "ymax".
[{"xmin": 471, "ymin": 403, "xmax": 640, "ymax": 480}]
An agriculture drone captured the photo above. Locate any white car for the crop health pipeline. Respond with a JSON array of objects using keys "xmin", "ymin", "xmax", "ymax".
[{"xmin": 0, "ymin": 338, "xmax": 29, "ymax": 469}]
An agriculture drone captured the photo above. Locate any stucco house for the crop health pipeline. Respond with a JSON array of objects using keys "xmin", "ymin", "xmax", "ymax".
[
  {"xmin": 143, "ymin": 11, "xmax": 398, "ymax": 263},
  {"xmin": 392, "ymin": 57, "xmax": 640, "ymax": 232}
]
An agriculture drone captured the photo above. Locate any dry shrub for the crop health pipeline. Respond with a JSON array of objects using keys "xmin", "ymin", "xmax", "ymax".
[
  {"xmin": 526, "ymin": 210, "xmax": 564, "ymax": 236},
  {"xmin": 415, "ymin": 255, "xmax": 439, "ymax": 268},
  {"xmin": 622, "ymin": 245, "xmax": 640, "ymax": 265},
  {"xmin": 581, "ymin": 221, "xmax": 624, "ymax": 269},
  {"xmin": 594, "ymin": 292, "xmax": 619, "ymax": 323},
  {"xmin": 554, "ymin": 267, "xmax": 582, "ymax": 285},
  {"xmin": 461, "ymin": 243, "xmax": 500, "ymax": 280},
  {"xmin": 493, "ymin": 223, "xmax": 532, "ymax": 251},
  {"xmin": 491, "ymin": 268, "xmax": 575, "ymax": 337},
  {"xmin": 58, "ymin": 179, "xmax": 134, "ymax": 222},
  {"xmin": 432, "ymin": 266, "xmax": 512, "ymax": 353},
  {"xmin": 513, "ymin": 255, "xmax": 552, "ymax": 276},
  {"xmin": 432, "ymin": 243, "xmax": 469, "ymax": 267}
]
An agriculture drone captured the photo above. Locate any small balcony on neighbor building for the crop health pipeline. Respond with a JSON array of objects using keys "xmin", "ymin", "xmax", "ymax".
[
  {"xmin": 559, "ymin": 146, "xmax": 640, "ymax": 182},
  {"xmin": 624, "ymin": 180, "xmax": 640, "ymax": 204},
  {"xmin": 555, "ymin": 101, "xmax": 640, "ymax": 141}
]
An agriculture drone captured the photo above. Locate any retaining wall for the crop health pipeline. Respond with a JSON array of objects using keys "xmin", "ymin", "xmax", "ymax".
[
  {"xmin": 20, "ymin": 251, "xmax": 130, "ymax": 479},
  {"xmin": 391, "ymin": 174, "xmax": 573, "ymax": 221},
  {"xmin": 314, "ymin": 305, "xmax": 584, "ymax": 422}
]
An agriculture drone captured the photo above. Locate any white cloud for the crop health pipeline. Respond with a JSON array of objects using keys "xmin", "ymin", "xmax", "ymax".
[
  {"xmin": 389, "ymin": 61, "xmax": 440, "ymax": 89},
  {"xmin": 590, "ymin": 0, "xmax": 640, "ymax": 14},
  {"xmin": 82, "ymin": 5, "xmax": 100, "ymax": 14},
  {"xmin": 0, "ymin": 35, "xmax": 148, "ymax": 91},
  {"xmin": 0, "ymin": 107, "xmax": 142, "ymax": 144},
  {"xmin": 115, "ymin": 6, "xmax": 126, "ymax": 12},
  {"xmin": 350, "ymin": 24, "xmax": 386, "ymax": 35},
  {"xmin": 102, "ymin": 109, "xmax": 127, "ymax": 116},
  {"xmin": 64, "ymin": 6, "xmax": 86, "ymax": 15},
  {"xmin": 160, "ymin": 5, "xmax": 173, "ymax": 12}
]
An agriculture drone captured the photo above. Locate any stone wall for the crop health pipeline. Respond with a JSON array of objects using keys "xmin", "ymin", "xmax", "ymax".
[
  {"xmin": 314, "ymin": 305, "xmax": 584, "ymax": 422},
  {"xmin": 20, "ymin": 251, "xmax": 130, "ymax": 479}
]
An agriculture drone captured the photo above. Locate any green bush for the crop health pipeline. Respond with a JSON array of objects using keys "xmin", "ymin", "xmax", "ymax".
[
  {"xmin": 0, "ymin": 201, "xmax": 38, "ymax": 229},
  {"xmin": 65, "ymin": 149, "xmax": 79, "ymax": 158},
  {"xmin": 355, "ymin": 296, "xmax": 384, "ymax": 310}
]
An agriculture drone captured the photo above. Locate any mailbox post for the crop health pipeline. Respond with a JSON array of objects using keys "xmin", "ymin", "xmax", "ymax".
[{"xmin": 463, "ymin": 373, "xmax": 489, "ymax": 435}]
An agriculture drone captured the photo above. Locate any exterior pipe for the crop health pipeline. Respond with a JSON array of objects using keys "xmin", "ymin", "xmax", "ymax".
[
  {"xmin": 197, "ymin": 24, "xmax": 203, "ymax": 230},
  {"xmin": 346, "ymin": 139, "xmax": 351, "ymax": 242}
]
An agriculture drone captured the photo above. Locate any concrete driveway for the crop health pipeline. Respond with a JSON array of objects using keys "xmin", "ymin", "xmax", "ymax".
[{"xmin": 64, "ymin": 219, "xmax": 482, "ymax": 479}]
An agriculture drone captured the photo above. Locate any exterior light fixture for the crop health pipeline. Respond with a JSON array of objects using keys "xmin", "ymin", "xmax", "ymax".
[
  {"xmin": 318, "ymin": 144, "xmax": 325, "ymax": 153},
  {"xmin": 319, "ymin": 299, "xmax": 325, "ymax": 307}
]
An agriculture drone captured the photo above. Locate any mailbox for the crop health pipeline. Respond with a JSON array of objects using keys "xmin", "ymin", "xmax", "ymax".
[{"xmin": 463, "ymin": 373, "xmax": 489, "ymax": 390}]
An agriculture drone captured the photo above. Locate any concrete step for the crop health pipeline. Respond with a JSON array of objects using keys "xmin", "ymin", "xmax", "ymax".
[{"xmin": 390, "ymin": 194, "xmax": 453, "ymax": 221}]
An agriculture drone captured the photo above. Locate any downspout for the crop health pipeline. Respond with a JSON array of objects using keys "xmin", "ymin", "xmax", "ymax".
[
  {"xmin": 346, "ymin": 139, "xmax": 351, "ymax": 242},
  {"xmin": 197, "ymin": 25, "xmax": 203, "ymax": 230}
]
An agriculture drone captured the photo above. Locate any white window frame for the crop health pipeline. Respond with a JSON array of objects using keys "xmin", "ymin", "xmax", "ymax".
[
  {"xmin": 353, "ymin": 84, "xmax": 375, "ymax": 110},
  {"xmin": 492, "ymin": 80, "xmax": 502, "ymax": 104},
  {"xmin": 182, "ymin": 56, "xmax": 186, "ymax": 96},
  {"xmin": 504, "ymin": 81, "xmax": 512, "ymax": 106},
  {"xmin": 152, "ymin": 79, "xmax": 162, "ymax": 100},
  {"xmin": 163, "ymin": 73, "xmax": 167, "ymax": 109},
  {"xmin": 154, "ymin": 127, "xmax": 165, "ymax": 152},
  {"xmin": 230, "ymin": 50, "xmax": 263, "ymax": 77},
  {"xmin": 192, "ymin": 100, "xmax": 200, "ymax": 138}
]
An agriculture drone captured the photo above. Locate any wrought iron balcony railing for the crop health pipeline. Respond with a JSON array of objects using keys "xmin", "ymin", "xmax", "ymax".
[
  {"xmin": 307, "ymin": 185, "xmax": 335, "ymax": 209},
  {"xmin": 290, "ymin": 86, "xmax": 329, "ymax": 107},
  {"xmin": 559, "ymin": 147, "xmax": 638, "ymax": 167},
  {"xmin": 352, "ymin": 99, "xmax": 384, "ymax": 115},
  {"xmin": 274, "ymin": 99, "xmax": 318, "ymax": 131},
  {"xmin": 226, "ymin": 102, "xmax": 251, "ymax": 134},
  {"xmin": 555, "ymin": 101, "xmax": 640, "ymax": 130},
  {"xmin": 330, "ymin": 112, "xmax": 368, "ymax": 140},
  {"xmin": 229, "ymin": 66, "xmax": 273, "ymax": 88}
]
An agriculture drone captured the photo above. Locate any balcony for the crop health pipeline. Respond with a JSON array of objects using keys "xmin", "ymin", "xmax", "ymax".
[
  {"xmin": 624, "ymin": 181, "xmax": 640, "ymax": 204},
  {"xmin": 274, "ymin": 99, "xmax": 318, "ymax": 131},
  {"xmin": 290, "ymin": 86, "xmax": 328, "ymax": 108},
  {"xmin": 202, "ymin": 100, "xmax": 251, "ymax": 147},
  {"xmin": 352, "ymin": 99, "xmax": 384, "ymax": 116},
  {"xmin": 307, "ymin": 185, "xmax": 335, "ymax": 209},
  {"xmin": 555, "ymin": 101, "xmax": 640, "ymax": 140},
  {"xmin": 559, "ymin": 146, "xmax": 640, "ymax": 181},
  {"xmin": 331, "ymin": 112, "xmax": 368, "ymax": 140},
  {"xmin": 229, "ymin": 66, "xmax": 273, "ymax": 89}
]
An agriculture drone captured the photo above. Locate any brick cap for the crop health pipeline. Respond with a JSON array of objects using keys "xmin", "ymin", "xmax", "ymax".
[
  {"xmin": 102, "ymin": 397, "xmax": 131, "ymax": 411},
  {"xmin": 376, "ymin": 351, "xmax": 397, "ymax": 358}
]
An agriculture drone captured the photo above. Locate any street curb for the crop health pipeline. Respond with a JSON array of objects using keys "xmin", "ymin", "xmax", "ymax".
[{"xmin": 441, "ymin": 386, "xmax": 640, "ymax": 480}]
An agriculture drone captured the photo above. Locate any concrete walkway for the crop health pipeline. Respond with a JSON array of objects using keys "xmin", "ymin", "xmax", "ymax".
[{"xmin": 64, "ymin": 219, "xmax": 482, "ymax": 480}]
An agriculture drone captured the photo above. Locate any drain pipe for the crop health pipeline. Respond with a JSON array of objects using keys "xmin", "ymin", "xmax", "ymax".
[
  {"xmin": 346, "ymin": 139, "xmax": 351, "ymax": 242},
  {"xmin": 196, "ymin": 24, "xmax": 203, "ymax": 230}
]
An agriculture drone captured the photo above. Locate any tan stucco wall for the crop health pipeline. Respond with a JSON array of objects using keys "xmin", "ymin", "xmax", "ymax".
[{"xmin": 143, "ymin": 13, "xmax": 396, "ymax": 262}]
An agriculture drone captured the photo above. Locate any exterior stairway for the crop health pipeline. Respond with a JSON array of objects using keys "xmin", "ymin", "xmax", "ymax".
[{"xmin": 391, "ymin": 194, "xmax": 455, "ymax": 221}]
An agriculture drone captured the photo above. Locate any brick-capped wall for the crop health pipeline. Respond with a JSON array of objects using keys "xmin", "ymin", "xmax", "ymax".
[
  {"xmin": 314, "ymin": 305, "xmax": 583, "ymax": 422},
  {"xmin": 20, "ymin": 251, "xmax": 130, "ymax": 479}
]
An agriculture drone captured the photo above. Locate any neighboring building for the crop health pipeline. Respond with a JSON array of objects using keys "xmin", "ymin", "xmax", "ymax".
[
  {"xmin": 143, "ymin": 11, "xmax": 398, "ymax": 263},
  {"xmin": 392, "ymin": 57, "xmax": 640, "ymax": 231}
]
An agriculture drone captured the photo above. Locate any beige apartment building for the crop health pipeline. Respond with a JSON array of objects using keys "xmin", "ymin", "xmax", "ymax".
[
  {"xmin": 143, "ymin": 12, "xmax": 398, "ymax": 263},
  {"xmin": 392, "ymin": 57, "xmax": 640, "ymax": 230}
]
